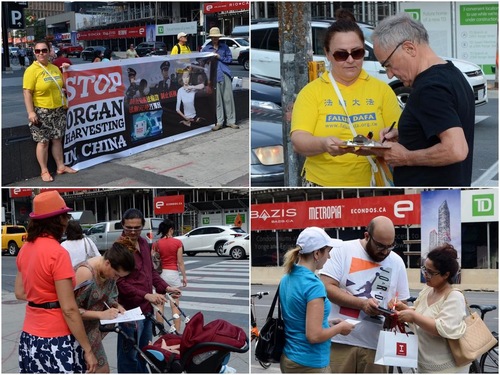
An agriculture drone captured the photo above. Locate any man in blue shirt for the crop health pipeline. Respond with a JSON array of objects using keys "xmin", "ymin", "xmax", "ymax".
[{"xmin": 201, "ymin": 27, "xmax": 239, "ymax": 131}]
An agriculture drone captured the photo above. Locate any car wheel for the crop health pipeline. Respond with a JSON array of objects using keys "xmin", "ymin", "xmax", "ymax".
[
  {"xmin": 243, "ymin": 59, "xmax": 249, "ymax": 71},
  {"xmin": 230, "ymin": 246, "xmax": 245, "ymax": 260},
  {"xmin": 215, "ymin": 242, "xmax": 226, "ymax": 256},
  {"xmin": 82, "ymin": 55, "xmax": 86, "ymax": 61},
  {"xmin": 8, "ymin": 241, "xmax": 19, "ymax": 256},
  {"xmin": 186, "ymin": 252, "xmax": 196, "ymax": 256},
  {"xmin": 393, "ymin": 86, "xmax": 412, "ymax": 109}
]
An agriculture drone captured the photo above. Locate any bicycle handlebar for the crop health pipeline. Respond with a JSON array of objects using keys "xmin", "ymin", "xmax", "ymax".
[{"xmin": 250, "ymin": 291, "xmax": 270, "ymax": 299}]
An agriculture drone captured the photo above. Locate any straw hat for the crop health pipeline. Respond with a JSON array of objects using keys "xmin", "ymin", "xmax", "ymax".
[
  {"xmin": 208, "ymin": 27, "xmax": 224, "ymax": 38},
  {"xmin": 29, "ymin": 190, "xmax": 72, "ymax": 219}
]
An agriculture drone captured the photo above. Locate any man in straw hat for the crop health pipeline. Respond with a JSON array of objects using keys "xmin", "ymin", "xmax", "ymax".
[
  {"xmin": 171, "ymin": 32, "xmax": 192, "ymax": 55},
  {"xmin": 201, "ymin": 27, "xmax": 239, "ymax": 131},
  {"xmin": 15, "ymin": 190, "xmax": 98, "ymax": 373}
]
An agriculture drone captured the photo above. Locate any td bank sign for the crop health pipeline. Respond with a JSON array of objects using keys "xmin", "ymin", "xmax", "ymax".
[{"xmin": 462, "ymin": 189, "xmax": 498, "ymax": 223}]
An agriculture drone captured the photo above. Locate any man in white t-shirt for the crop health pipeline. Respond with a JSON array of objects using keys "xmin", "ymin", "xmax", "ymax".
[{"xmin": 319, "ymin": 216, "xmax": 410, "ymax": 373}]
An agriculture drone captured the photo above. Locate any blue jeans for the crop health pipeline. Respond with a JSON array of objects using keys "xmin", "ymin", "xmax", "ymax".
[{"xmin": 117, "ymin": 319, "xmax": 152, "ymax": 373}]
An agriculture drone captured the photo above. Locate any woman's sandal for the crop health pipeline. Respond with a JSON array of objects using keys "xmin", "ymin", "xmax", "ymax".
[
  {"xmin": 56, "ymin": 166, "xmax": 78, "ymax": 175},
  {"xmin": 41, "ymin": 171, "xmax": 54, "ymax": 182}
]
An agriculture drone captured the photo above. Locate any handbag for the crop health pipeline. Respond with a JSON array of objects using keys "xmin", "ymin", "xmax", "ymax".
[
  {"xmin": 446, "ymin": 290, "xmax": 497, "ymax": 366},
  {"xmin": 374, "ymin": 329, "xmax": 418, "ymax": 368},
  {"xmin": 328, "ymin": 72, "xmax": 394, "ymax": 186},
  {"xmin": 151, "ymin": 242, "xmax": 163, "ymax": 274},
  {"xmin": 83, "ymin": 237, "xmax": 93, "ymax": 260},
  {"xmin": 254, "ymin": 284, "xmax": 285, "ymax": 363}
]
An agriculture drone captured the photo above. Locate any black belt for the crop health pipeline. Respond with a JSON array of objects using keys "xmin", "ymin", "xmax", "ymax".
[{"xmin": 28, "ymin": 301, "xmax": 61, "ymax": 309}]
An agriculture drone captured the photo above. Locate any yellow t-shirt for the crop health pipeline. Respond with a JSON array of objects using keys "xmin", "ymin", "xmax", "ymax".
[
  {"xmin": 23, "ymin": 62, "xmax": 65, "ymax": 109},
  {"xmin": 170, "ymin": 44, "xmax": 191, "ymax": 55},
  {"xmin": 291, "ymin": 70, "xmax": 401, "ymax": 186}
]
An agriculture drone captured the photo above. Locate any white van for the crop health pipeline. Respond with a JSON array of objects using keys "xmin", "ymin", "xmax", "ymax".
[{"xmin": 251, "ymin": 19, "xmax": 488, "ymax": 108}]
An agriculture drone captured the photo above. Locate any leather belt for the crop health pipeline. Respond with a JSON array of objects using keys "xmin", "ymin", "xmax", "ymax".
[{"xmin": 28, "ymin": 301, "xmax": 61, "ymax": 309}]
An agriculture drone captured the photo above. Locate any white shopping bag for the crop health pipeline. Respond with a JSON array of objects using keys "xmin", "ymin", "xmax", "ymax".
[{"xmin": 374, "ymin": 330, "xmax": 418, "ymax": 368}]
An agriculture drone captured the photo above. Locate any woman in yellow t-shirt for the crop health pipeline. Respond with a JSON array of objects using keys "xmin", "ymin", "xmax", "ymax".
[
  {"xmin": 23, "ymin": 40, "xmax": 77, "ymax": 182},
  {"xmin": 291, "ymin": 11, "xmax": 401, "ymax": 187}
]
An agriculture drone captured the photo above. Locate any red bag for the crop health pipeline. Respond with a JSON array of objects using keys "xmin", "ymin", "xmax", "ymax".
[{"xmin": 180, "ymin": 312, "xmax": 247, "ymax": 356}]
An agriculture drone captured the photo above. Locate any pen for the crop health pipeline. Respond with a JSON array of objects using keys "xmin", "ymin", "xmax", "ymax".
[
  {"xmin": 381, "ymin": 121, "xmax": 396, "ymax": 143},
  {"xmin": 104, "ymin": 302, "xmax": 111, "ymax": 309}
]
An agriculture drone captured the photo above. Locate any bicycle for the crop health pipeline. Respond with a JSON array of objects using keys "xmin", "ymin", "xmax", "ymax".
[
  {"xmin": 251, "ymin": 290, "xmax": 271, "ymax": 369},
  {"xmin": 468, "ymin": 304, "xmax": 498, "ymax": 373}
]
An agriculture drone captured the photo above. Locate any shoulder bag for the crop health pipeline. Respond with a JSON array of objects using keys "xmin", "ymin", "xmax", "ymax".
[
  {"xmin": 446, "ymin": 289, "xmax": 497, "ymax": 366},
  {"xmin": 328, "ymin": 72, "xmax": 394, "ymax": 186},
  {"xmin": 254, "ymin": 284, "xmax": 285, "ymax": 363}
]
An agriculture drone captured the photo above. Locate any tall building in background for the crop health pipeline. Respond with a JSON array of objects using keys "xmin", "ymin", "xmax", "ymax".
[{"xmin": 438, "ymin": 200, "xmax": 451, "ymax": 245}]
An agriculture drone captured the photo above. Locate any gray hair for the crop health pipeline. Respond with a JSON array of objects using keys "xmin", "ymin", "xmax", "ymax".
[{"xmin": 373, "ymin": 13, "xmax": 429, "ymax": 50}]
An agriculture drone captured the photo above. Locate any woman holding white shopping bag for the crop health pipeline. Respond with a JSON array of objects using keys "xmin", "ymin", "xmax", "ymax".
[
  {"xmin": 279, "ymin": 227, "xmax": 355, "ymax": 373},
  {"xmin": 391, "ymin": 244, "xmax": 468, "ymax": 373}
]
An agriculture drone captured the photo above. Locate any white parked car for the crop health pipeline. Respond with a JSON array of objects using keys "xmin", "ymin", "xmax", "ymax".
[
  {"xmin": 201, "ymin": 37, "xmax": 250, "ymax": 62},
  {"xmin": 251, "ymin": 20, "xmax": 488, "ymax": 108},
  {"xmin": 175, "ymin": 225, "xmax": 247, "ymax": 256},
  {"xmin": 221, "ymin": 234, "xmax": 249, "ymax": 260}
]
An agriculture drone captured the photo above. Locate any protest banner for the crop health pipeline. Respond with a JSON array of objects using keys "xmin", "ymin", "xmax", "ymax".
[{"xmin": 63, "ymin": 52, "xmax": 217, "ymax": 170}]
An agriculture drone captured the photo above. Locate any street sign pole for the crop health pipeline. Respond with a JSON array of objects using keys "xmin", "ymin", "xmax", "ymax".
[{"xmin": 2, "ymin": 2, "xmax": 12, "ymax": 73}]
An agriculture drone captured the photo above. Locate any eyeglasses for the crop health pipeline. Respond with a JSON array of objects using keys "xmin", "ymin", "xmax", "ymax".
[
  {"xmin": 123, "ymin": 225, "xmax": 143, "ymax": 232},
  {"xmin": 332, "ymin": 48, "xmax": 365, "ymax": 62},
  {"xmin": 380, "ymin": 41, "xmax": 406, "ymax": 68},
  {"xmin": 34, "ymin": 48, "xmax": 49, "ymax": 54},
  {"xmin": 368, "ymin": 234, "xmax": 396, "ymax": 252},
  {"xmin": 420, "ymin": 266, "xmax": 440, "ymax": 277}
]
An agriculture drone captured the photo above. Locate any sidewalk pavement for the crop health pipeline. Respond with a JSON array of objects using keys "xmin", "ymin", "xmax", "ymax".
[
  {"xmin": 1, "ymin": 291, "xmax": 250, "ymax": 373},
  {"xmin": 4, "ymin": 120, "xmax": 249, "ymax": 187}
]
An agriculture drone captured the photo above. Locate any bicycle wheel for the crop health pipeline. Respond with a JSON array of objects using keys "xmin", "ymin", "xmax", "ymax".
[
  {"xmin": 480, "ymin": 345, "xmax": 498, "ymax": 373},
  {"xmin": 469, "ymin": 359, "xmax": 480, "ymax": 373}
]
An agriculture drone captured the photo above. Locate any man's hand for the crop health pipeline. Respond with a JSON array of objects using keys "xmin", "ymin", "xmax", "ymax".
[{"xmin": 362, "ymin": 298, "xmax": 382, "ymax": 316}]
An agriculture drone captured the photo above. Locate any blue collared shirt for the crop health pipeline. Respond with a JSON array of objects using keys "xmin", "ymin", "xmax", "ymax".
[{"xmin": 201, "ymin": 42, "xmax": 232, "ymax": 82}]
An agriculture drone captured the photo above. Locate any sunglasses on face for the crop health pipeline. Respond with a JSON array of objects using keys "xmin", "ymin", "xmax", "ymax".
[
  {"xmin": 35, "ymin": 48, "xmax": 49, "ymax": 54},
  {"xmin": 331, "ymin": 48, "xmax": 365, "ymax": 62}
]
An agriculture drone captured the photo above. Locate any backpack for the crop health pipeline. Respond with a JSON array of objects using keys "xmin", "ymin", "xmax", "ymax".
[{"xmin": 175, "ymin": 44, "xmax": 181, "ymax": 54}]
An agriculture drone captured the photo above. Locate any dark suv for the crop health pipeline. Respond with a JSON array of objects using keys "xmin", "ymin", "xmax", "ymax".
[{"xmin": 136, "ymin": 42, "xmax": 167, "ymax": 57}]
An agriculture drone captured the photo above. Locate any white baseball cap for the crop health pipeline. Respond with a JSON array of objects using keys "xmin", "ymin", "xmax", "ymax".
[
  {"xmin": 296, "ymin": 227, "xmax": 336, "ymax": 254},
  {"xmin": 177, "ymin": 32, "xmax": 188, "ymax": 39}
]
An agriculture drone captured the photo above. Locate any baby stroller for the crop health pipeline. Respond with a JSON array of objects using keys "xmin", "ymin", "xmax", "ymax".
[
  {"xmin": 142, "ymin": 311, "xmax": 249, "ymax": 373},
  {"xmin": 100, "ymin": 303, "xmax": 248, "ymax": 373}
]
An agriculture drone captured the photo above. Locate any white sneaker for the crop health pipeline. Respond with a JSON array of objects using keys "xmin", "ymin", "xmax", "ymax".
[{"xmin": 220, "ymin": 365, "xmax": 237, "ymax": 373}]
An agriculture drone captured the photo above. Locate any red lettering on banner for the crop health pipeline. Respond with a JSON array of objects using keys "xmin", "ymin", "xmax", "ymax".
[
  {"xmin": 65, "ymin": 66, "xmax": 125, "ymax": 106},
  {"xmin": 396, "ymin": 342, "xmax": 407, "ymax": 356},
  {"xmin": 251, "ymin": 195, "xmax": 421, "ymax": 230}
]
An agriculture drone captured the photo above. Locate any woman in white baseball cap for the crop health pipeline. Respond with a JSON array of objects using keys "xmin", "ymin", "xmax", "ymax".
[{"xmin": 279, "ymin": 227, "xmax": 355, "ymax": 373}]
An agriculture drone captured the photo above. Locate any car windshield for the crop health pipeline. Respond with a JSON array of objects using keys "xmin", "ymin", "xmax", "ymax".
[{"xmin": 234, "ymin": 38, "xmax": 250, "ymax": 46}]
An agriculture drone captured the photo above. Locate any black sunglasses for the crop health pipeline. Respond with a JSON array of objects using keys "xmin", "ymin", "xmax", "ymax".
[
  {"xmin": 332, "ymin": 48, "xmax": 365, "ymax": 62},
  {"xmin": 34, "ymin": 48, "xmax": 49, "ymax": 54}
]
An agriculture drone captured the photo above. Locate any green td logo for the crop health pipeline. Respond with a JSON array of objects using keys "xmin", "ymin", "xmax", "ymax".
[
  {"xmin": 158, "ymin": 26, "xmax": 164, "ymax": 34},
  {"xmin": 404, "ymin": 9, "xmax": 421, "ymax": 21},
  {"xmin": 202, "ymin": 217, "xmax": 210, "ymax": 224},
  {"xmin": 472, "ymin": 194, "xmax": 494, "ymax": 216}
]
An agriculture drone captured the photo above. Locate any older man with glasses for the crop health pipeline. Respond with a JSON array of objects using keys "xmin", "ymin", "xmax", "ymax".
[
  {"xmin": 372, "ymin": 13, "xmax": 475, "ymax": 187},
  {"xmin": 115, "ymin": 208, "xmax": 181, "ymax": 373},
  {"xmin": 319, "ymin": 216, "xmax": 410, "ymax": 373}
]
